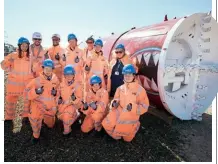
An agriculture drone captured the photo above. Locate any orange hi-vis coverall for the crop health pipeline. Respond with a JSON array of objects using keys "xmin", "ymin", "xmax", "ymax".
[
  {"xmin": 81, "ymin": 87, "xmax": 109, "ymax": 133},
  {"xmin": 102, "ymin": 81, "xmax": 149, "ymax": 142},
  {"xmin": 25, "ymin": 73, "xmax": 59, "ymax": 139},
  {"xmin": 1, "ymin": 52, "xmax": 35, "ymax": 120},
  {"xmin": 61, "ymin": 46, "xmax": 84, "ymax": 83},
  {"xmin": 83, "ymin": 48, "xmax": 95, "ymax": 61},
  {"xmin": 107, "ymin": 54, "xmax": 138, "ymax": 94},
  {"xmin": 57, "ymin": 79, "xmax": 83, "ymax": 134},
  {"xmin": 84, "ymin": 51, "xmax": 109, "ymax": 92},
  {"xmin": 48, "ymin": 45, "xmax": 65, "ymax": 82},
  {"xmin": 30, "ymin": 44, "xmax": 50, "ymax": 77}
]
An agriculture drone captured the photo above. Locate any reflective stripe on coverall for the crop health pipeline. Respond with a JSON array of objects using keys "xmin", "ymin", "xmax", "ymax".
[
  {"xmin": 25, "ymin": 73, "xmax": 59, "ymax": 138},
  {"xmin": 84, "ymin": 52, "xmax": 109, "ymax": 92},
  {"xmin": 57, "ymin": 78, "xmax": 83, "ymax": 134},
  {"xmin": 1, "ymin": 52, "xmax": 35, "ymax": 119},
  {"xmin": 81, "ymin": 88, "xmax": 109, "ymax": 133},
  {"xmin": 30, "ymin": 44, "xmax": 51, "ymax": 77},
  {"xmin": 48, "ymin": 45, "xmax": 65, "ymax": 82},
  {"xmin": 60, "ymin": 46, "xmax": 84, "ymax": 84},
  {"xmin": 102, "ymin": 81, "xmax": 149, "ymax": 142}
]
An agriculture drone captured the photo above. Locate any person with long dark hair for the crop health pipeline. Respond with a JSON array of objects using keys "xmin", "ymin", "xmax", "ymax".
[{"xmin": 1, "ymin": 37, "xmax": 35, "ymax": 127}]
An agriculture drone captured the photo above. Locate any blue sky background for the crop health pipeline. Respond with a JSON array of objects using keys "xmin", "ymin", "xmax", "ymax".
[{"xmin": 4, "ymin": 0, "xmax": 211, "ymax": 47}]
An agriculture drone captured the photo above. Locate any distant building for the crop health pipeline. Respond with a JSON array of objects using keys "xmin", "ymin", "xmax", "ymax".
[{"xmin": 4, "ymin": 43, "xmax": 16, "ymax": 56}]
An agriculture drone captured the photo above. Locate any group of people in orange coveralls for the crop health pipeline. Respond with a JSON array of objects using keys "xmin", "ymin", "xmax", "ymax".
[{"xmin": 1, "ymin": 32, "xmax": 150, "ymax": 144}]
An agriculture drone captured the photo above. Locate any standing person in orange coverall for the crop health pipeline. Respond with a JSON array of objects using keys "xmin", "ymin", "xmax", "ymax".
[
  {"xmin": 102, "ymin": 64, "xmax": 149, "ymax": 142},
  {"xmin": 60, "ymin": 33, "xmax": 84, "ymax": 84},
  {"xmin": 107, "ymin": 44, "xmax": 138, "ymax": 98},
  {"xmin": 83, "ymin": 37, "xmax": 95, "ymax": 61},
  {"xmin": 57, "ymin": 65, "xmax": 82, "ymax": 136},
  {"xmin": 47, "ymin": 34, "xmax": 65, "ymax": 82},
  {"xmin": 1, "ymin": 37, "xmax": 35, "ymax": 123},
  {"xmin": 30, "ymin": 32, "xmax": 50, "ymax": 77},
  {"xmin": 81, "ymin": 75, "xmax": 109, "ymax": 134},
  {"xmin": 84, "ymin": 39, "xmax": 109, "ymax": 92},
  {"xmin": 25, "ymin": 59, "xmax": 59, "ymax": 144}
]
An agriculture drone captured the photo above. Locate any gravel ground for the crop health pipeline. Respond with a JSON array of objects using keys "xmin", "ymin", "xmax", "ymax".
[{"xmin": 4, "ymin": 110, "xmax": 212, "ymax": 162}]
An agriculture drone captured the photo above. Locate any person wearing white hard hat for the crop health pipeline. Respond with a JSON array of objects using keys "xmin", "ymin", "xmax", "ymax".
[
  {"xmin": 47, "ymin": 34, "xmax": 65, "ymax": 82},
  {"xmin": 30, "ymin": 32, "xmax": 50, "ymax": 77}
]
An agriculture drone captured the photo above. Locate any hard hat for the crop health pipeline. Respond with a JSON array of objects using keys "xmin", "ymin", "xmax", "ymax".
[
  {"xmin": 122, "ymin": 64, "xmax": 136, "ymax": 75},
  {"xmin": 64, "ymin": 65, "xmax": 75, "ymax": 75},
  {"xmin": 52, "ymin": 34, "xmax": 61, "ymax": 39},
  {"xmin": 115, "ymin": 44, "xmax": 125, "ymax": 50},
  {"xmin": 32, "ymin": 32, "xmax": 42, "ymax": 39},
  {"xmin": 90, "ymin": 75, "xmax": 102, "ymax": 85},
  {"xmin": 94, "ymin": 39, "xmax": 103, "ymax": 47},
  {"xmin": 68, "ymin": 33, "xmax": 77, "ymax": 41},
  {"xmin": 18, "ymin": 37, "xmax": 30, "ymax": 45},
  {"xmin": 42, "ymin": 59, "xmax": 54, "ymax": 69}
]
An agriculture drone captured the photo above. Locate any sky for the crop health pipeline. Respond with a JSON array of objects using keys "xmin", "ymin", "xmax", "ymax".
[{"xmin": 4, "ymin": 0, "xmax": 211, "ymax": 48}]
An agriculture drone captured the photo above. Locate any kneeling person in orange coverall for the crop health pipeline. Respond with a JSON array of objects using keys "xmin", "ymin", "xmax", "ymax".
[
  {"xmin": 57, "ymin": 65, "xmax": 82, "ymax": 136},
  {"xmin": 102, "ymin": 64, "xmax": 150, "ymax": 142},
  {"xmin": 81, "ymin": 75, "xmax": 109, "ymax": 133},
  {"xmin": 25, "ymin": 59, "xmax": 59, "ymax": 144}
]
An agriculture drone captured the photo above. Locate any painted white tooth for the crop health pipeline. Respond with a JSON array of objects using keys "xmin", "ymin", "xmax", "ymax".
[
  {"xmin": 151, "ymin": 78, "xmax": 158, "ymax": 92},
  {"xmin": 137, "ymin": 54, "xmax": 142, "ymax": 64},
  {"xmin": 143, "ymin": 53, "xmax": 151, "ymax": 66},
  {"xmin": 153, "ymin": 53, "xmax": 159, "ymax": 66}
]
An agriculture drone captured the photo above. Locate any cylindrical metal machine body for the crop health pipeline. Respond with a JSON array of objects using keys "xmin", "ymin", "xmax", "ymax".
[{"xmin": 102, "ymin": 12, "xmax": 218, "ymax": 120}]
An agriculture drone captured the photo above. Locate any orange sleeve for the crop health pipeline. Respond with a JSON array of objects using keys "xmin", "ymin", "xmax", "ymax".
[
  {"xmin": 98, "ymin": 89, "xmax": 109, "ymax": 111},
  {"xmin": 72, "ymin": 83, "xmax": 83, "ymax": 105},
  {"xmin": 132, "ymin": 87, "xmax": 149, "ymax": 115},
  {"xmin": 24, "ymin": 78, "xmax": 39, "ymax": 101},
  {"xmin": 1, "ymin": 53, "xmax": 15, "ymax": 71}
]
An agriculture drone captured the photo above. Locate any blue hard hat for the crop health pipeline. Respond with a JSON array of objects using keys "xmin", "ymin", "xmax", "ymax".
[
  {"xmin": 115, "ymin": 44, "xmax": 125, "ymax": 50},
  {"xmin": 94, "ymin": 39, "xmax": 103, "ymax": 47},
  {"xmin": 122, "ymin": 64, "xmax": 136, "ymax": 75},
  {"xmin": 68, "ymin": 33, "xmax": 77, "ymax": 41},
  {"xmin": 18, "ymin": 37, "xmax": 30, "ymax": 45},
  {"xmin": 64, "ymin": 65, "xmax": 75, "ymax": 75},
  {"xmin": 90, "ymin": 75, "xmax": 102, "ymax": 85},
  {"xmin": 42, "ymin": 59, "xmax": 54, "ymax": 69}
]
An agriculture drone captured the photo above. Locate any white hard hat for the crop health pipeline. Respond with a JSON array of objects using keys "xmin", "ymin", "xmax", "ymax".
[
  {"xmin": 32, "ymin": 32, "xmax": 42, "ymax": 39},
  {"xmin": 52, "ymin": 34, "xmax": 60, "ymax": 39}
]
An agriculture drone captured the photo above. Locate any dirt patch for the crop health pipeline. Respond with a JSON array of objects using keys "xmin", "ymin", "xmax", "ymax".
[{"xmin": 4, "ymin": 111, "xmax": 212, "ymax": 162}]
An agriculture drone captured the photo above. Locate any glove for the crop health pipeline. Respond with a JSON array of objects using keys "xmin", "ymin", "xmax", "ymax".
[
  {"xmin": 58, "ymin": 96, "xmax": 63, "ymax": 105},
  {"xmin": 51, "ymin": 87, "xmax": 57, "ymax": 96},
  {"xmin": 71, "ymin": 92, "xmax": 76, "ymax": 101},
  {"xmin": 62, "ymin": 54, "xmax": 66, "ymax": 61},
  {"xmin": 44, "ymin": 51, "xmax": 49, "ymax": 59},
  {"xmin": 35, "ymin": 86, "xmax": 44, "ymax": 95},
  {"xmin": 126, "ymin": 103, "xmax": 132, "ymax": 111},
  {"xmin": 89, "ymin": 101, "xmax": 97, "ymax": 110},
  {"xmin": 85, "ymin": 65, "xmax": 90, "ymax": 71},
  {"xmin": 112, "ymin": 100, "xmax": 119, "ymax": 108},
  {"xmin": 55, "ymin": 53, "xmax": 60, "ymax": 60},
  {"xmin": 82, "ymin": 101, "xmax": 89, "ymax": 110},
  {"xmin": 74, "ymin": 56, "xmax": 79, "ymax": 63}
]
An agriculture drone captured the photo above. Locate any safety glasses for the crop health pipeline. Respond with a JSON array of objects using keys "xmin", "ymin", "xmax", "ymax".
[
  {"xmin": 87, "ymin": 41, "xmax": 94, "ymax": 44},
  {"xmin": 115, "ymin": 51, "xmax": 123, "ymax": 54},
  {"xmin": 34, "ymin": 38, "xmax": 41, "ymax": 41}
]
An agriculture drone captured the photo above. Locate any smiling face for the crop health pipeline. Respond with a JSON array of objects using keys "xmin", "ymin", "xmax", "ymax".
[
  {"xmin": 65, "ymin": 74, "xmax": 75, "ymax": 82},
  {"xmin": 20, "ymin": 43, "xmax": 29, "ymax": 52},
  {"xmin": 94, "ymin": 45, "xmax": 102, "ymax": 53},
  {"xmin": 43, "ymin": 67, "xmax": 53, "ymax": 77},
  {"xmin": 115, "ymin": 48, "xmax": 125, "ymax": 59},
  {"xmin": 91, "ymin": 83, "xmax": 101, "ymax": 92},
  {"xmin": 52, "ymin": 36, "xmax": 60, "ymax": 46},
  {"xmin": 33, "ymin": 38, "xmax": 42, "ymax": 46},
  {"xmin": 68, "ymin": 39, "xmax": 77, "ymax": 48},
  {"xmin": 124, "ymin": 74, "xmax": 135, "ymax": 83},
  {"xmin": 86, "ymin": 40, "xmax": 94, "ymax": 50}
]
